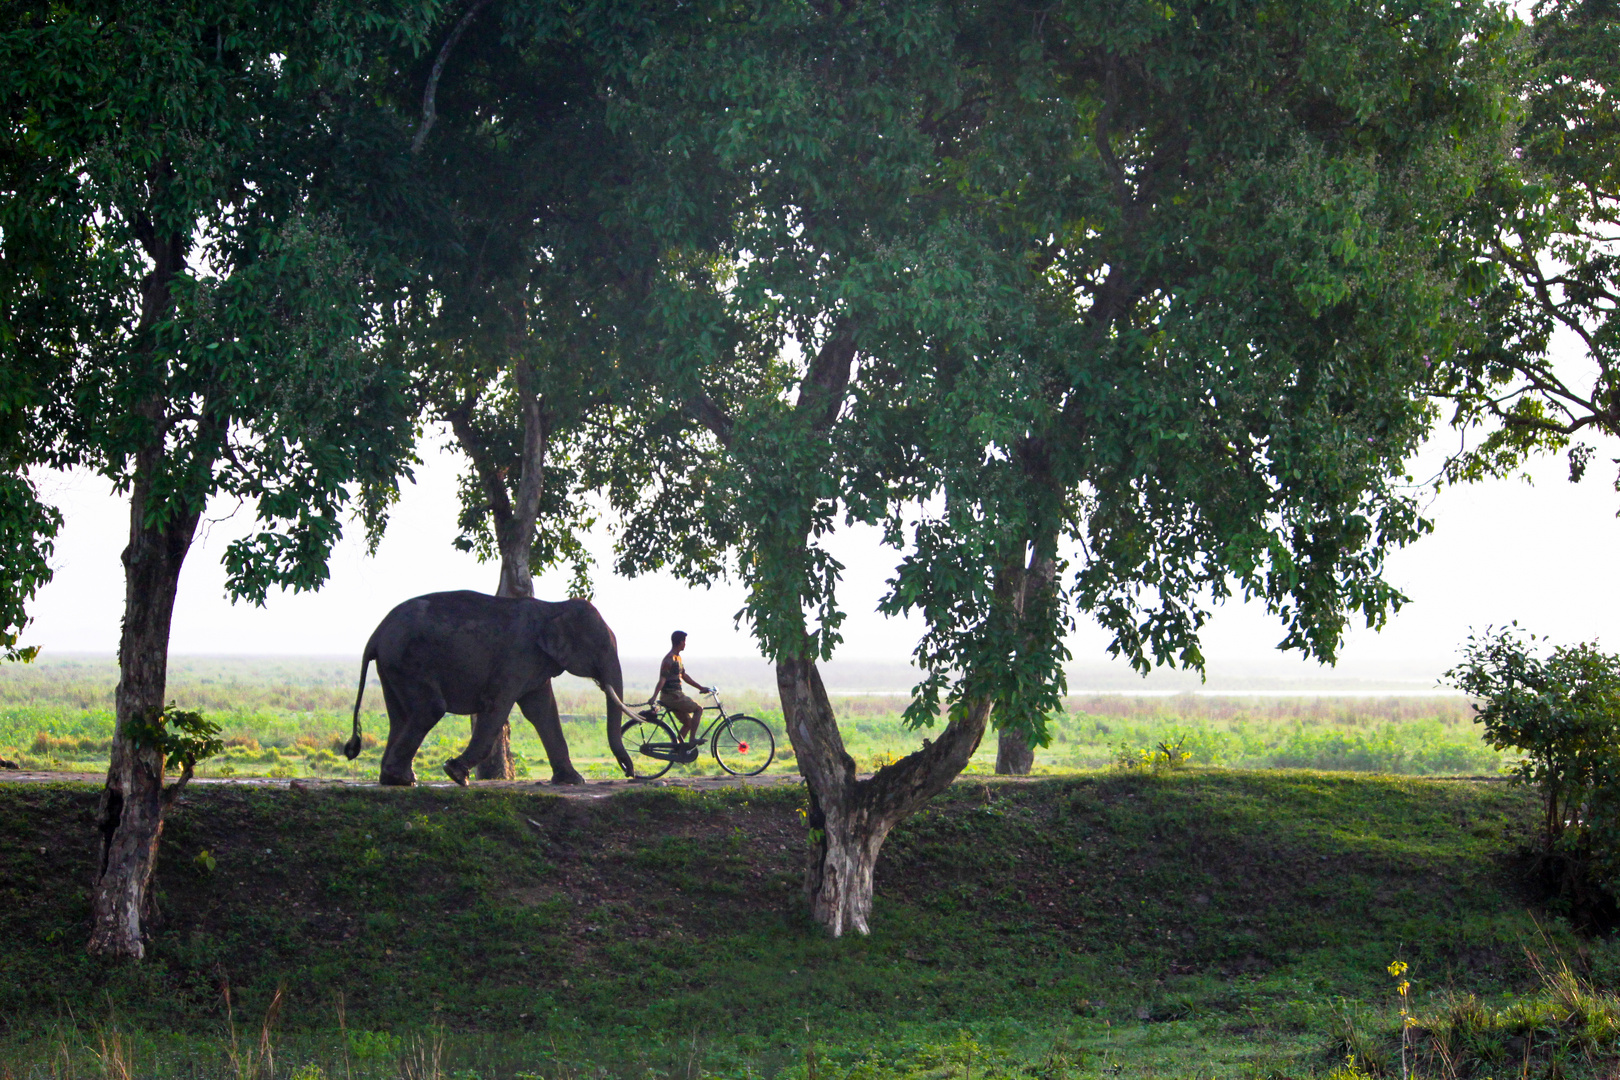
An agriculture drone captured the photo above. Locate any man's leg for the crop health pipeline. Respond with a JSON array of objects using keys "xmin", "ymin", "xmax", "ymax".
[
  {"xmin": 662, "ymin": 691, "xmax": 702, "ymax": 741},
  {"xmin": 681, "ymin": 699, "xmax": 703, "ymax": 740}
]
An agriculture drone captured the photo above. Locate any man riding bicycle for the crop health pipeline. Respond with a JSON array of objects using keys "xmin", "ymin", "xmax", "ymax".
[{"xmin": 656, "ymin": 631, "xmax": 712, "ymax": 744}]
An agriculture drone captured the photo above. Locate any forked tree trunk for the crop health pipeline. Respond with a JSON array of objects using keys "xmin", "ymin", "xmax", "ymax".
[
  {"xmin": 778, "ymin": 654, "xmax": 989, "ymax": 935},
  {"xmin": 447, "ymin": 327, "xmax": 551, "ymax": 782},
  {"xmin": 87, "ymin": 454, "xmax": 201, "ymax": 958},
  {"xmin": 992, "ymin": 541, "xmax": 1057, "ymax": 776}
]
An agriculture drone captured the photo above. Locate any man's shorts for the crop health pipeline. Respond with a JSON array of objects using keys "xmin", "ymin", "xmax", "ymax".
[{"xmin": 659, "ymin": 689, "xmax": 703, "ymax": 724}]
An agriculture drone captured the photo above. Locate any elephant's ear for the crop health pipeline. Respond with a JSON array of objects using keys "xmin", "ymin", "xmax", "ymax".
[{"xmin": 536, "ymin": 611, "xmax": 580, "ymax": 674}]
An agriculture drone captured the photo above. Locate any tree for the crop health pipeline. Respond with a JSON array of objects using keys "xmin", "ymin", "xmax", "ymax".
[
  {"xmin": 1436, "ymin": 0, "xmax": 1620, "ymax": 488},
  {"xmin": 371, "ymin": 1, "xmax": 727, "ymax": 781},
  {"xmin": 0, "ymin": 0, "xmax": 431, "ymax": 958},
  {"xmin": 612, "ymin": 0, "xmax": 1519, "ymax": 934},
  {"xmin": 377, "ymin": 2, "xmax": 621, "ymax": 780},
  {"xmin": 0, "ymin": 78, "xmax": 77, "ymax": 661},
  {"xmin": 1449, "ymin": 626, "xmax": 1620, "ymax": 916}
]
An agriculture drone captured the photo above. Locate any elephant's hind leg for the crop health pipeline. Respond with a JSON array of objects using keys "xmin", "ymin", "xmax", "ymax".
[
  {"xmin": 447, "ymin": 702, "xmax": 515, "ymax": 786},
  {"xmin": 519, "ymin": 682, "xmax": 584, "ymax": 785},
  {"xmin": 378, "ymin": 678, "xmax": 441, "ymax": 787}
]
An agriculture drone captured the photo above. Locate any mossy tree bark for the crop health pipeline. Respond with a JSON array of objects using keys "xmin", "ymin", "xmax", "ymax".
[
  {"xmin": 88, "ymin": 458, "xmax": 200, "ymax": 958},
  {"xmin": 994, "ymin": 731, "xmax": 1034, "ymax": 775},
  {"xmin": 993, "ymin": 542, "xmax": 1058, "ymax": 776}
]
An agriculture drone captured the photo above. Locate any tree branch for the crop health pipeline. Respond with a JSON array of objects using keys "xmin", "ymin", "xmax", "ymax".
[
  {"xmin": 444, "ymin": 392, "xmax": 517, "ymax": 534},
  {"xmin": 797, "ymin": 319, "xmax": 857, "ymax": 433},
  {"xmin": 686, "ymin": 392, "xmax": 735, "ymax": 448},
  {"xmin": 411, "ymin": 0, "xmax": 492, "ymax": 157}
]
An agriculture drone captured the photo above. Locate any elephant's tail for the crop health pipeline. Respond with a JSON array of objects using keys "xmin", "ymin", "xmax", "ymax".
[{"xmin": 345, "ymin": 644, "xmax": 374, "ymax": 760}]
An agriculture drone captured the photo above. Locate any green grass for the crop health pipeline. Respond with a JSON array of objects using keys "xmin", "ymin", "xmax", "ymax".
[
  {"xmin": 0, "ymin": 770, "xmax": 1608, "ymax": 1077},
  {"xmin": 0, "ymin": 657, "xmax": 1503, "ymax": 779}
]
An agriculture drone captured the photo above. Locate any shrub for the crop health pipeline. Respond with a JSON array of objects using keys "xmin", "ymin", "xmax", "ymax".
[
  {"xmin": 1115, "ymin": 734, "xmax": 1192, "ymax": 772},
  {"xmin": 1450, "ymin": 626, "xmax": 1620, "ymax": 915},
  {"xmin": 28, "ymin": 733, "xmax": 110, "ymax": 758}
]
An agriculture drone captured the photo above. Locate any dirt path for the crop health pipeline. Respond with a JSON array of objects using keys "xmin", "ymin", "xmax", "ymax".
[
  {"xmin": 0, "ymin": 767, "xmax": 1506, "ymax": 792},
  {"xmin": 0, "ymin": 768, "xmax": 805, "ymax": 798}
]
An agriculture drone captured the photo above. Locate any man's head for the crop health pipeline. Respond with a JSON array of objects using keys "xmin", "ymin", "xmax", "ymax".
[{"xmin": 671, "ymin": 630, "xmax": 687, "ymax": 653}]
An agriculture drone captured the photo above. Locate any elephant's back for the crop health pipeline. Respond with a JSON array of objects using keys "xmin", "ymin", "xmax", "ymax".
[{"xmin": 372, "ymin": 591, "xmax": 530, "ymax": 652}]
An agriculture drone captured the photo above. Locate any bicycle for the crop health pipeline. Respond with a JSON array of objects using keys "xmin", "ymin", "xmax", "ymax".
[{"xmin": 619, "ymin": 688, "xmax": 776, "ymax": 779}]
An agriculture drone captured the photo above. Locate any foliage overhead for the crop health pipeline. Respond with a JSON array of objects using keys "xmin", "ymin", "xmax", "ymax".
[
  {"xmin": 1436, "ymin": 0, "xmax": 1620, "ymax": 489},
  {"xmin": 606, "ymin": 0, "xmax": 1521, "ymax": 746},
  {"xmin": 372, "ymin": 3, "xmax": 641, "ymax": 593},
  {"xmin": 0, "ymin": 0, "xmax": 437, "ymax": 621}
]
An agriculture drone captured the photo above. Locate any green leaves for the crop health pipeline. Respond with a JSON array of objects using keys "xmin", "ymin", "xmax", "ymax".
[
  {"xmin": 0, "ymin": 475, "xmax": 58, "ymax": 663},
  {"xmin": 1435, "ymin": 0, "xmax": 1620, "ymax": 487},
  {"xmin": 1, "ymin": 0, "xmax": 432, "ymax": 608},
  {"xmin": 1448, "ymin": 625, "xmax": 1620, "ymax": 888},
  {"xmin": 590, "ymin": 0, "xmax": 1520, "ymax": 747},
  {"xmin": 125, "ymin": 704, "xmax": 225, "ymax": 773}
]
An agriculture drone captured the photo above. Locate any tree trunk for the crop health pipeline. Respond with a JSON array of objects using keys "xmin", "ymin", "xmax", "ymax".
[
  {"xmin": 992, "ymin": 537, "xmax": 1058, "ymax": 776},
  {"xmin": 87, "ymin": 455, "xmax": 200, "ymax": 959},
  {"xmin": 779, "ymin": 653, "xmax": 988, "ymax": 936},
  {"xmin": 467, "ymin": 336, "xmax": 549, "ymax": 781},
  {"xmin": 995, "ymin": 729, "xmax": 1035, "ymax": 774}
]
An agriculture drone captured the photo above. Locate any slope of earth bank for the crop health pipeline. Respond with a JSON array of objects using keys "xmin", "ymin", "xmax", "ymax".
[{"xmin": 0, "ymin": 772, "xmax": 1594, "ymax": 1076}]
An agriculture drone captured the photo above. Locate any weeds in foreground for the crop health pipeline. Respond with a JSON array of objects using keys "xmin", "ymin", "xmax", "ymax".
[
  {"xmin": 1335, "ymin": 940, "xmax": 1620, "ymax": 1079},
  {"xmin": 1387, "ymin": 960, "xmax": 1413, "ymax": 1080},
  {"xmin": 223, "ymin": 980, "xmax": 286, "ymax": 1080},
  {"xmin": 92, "ymin": 1025, "xmax": 133, "ymax": 1080},
  {"xmin": 6, "ymin": 1026, "xmax": 1091, "ymax": 1080}
]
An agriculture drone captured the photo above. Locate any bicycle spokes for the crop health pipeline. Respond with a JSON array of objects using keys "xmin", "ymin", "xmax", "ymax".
[{"xmin": 713, "ymin": 716, "xmax": 774, "ymax": 777}]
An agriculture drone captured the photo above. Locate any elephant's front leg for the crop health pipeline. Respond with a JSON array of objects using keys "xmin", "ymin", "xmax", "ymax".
[
  {"xmin": 518, "ymin": 682, "xmax": 585, "ymax": 785},
  {"xmin": 446, "ymin": 701, "xmax": 516, "ymax": 787}
]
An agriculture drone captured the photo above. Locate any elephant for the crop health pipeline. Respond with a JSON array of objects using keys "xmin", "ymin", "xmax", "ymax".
[{"xmin": 345, "ymin": 590, "xmax": 635, "ymax": 786}]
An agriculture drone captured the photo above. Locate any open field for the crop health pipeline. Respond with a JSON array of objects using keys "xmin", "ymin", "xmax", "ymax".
[
  {"xmin": 0, "ymin": 657, "xmax": 1501, "ymax": 780},
  {"xmin": 1, "ymin": 771, "xmax": 1612, "ymax": 1078}
]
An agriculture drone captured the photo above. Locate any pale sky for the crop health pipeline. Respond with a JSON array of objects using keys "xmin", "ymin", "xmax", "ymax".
[{"xmin": 21, "ymin": 393, "xmax": 1618, "ymax": 691}]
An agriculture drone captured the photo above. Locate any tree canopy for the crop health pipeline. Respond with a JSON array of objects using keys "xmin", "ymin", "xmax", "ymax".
[
  {"xmin": 1437, "ymin": 0, "xmax": 1620, "ymax": 487},
  {"xmin": 592, "ymin": 0, "xmax": 1522, "ymax": 932},
  {"xmin": 2, "ymin": 0, "xmax": 1601, "ymax": 947}
]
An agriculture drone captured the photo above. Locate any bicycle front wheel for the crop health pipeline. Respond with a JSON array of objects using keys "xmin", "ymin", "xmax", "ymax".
[
  {"xmin": 712, "ymin": 715, "xmax": 775, "ymax": 776},
  {"xmin": 620, "ymin": 714, "xmax": 678, "ymax": 780}
]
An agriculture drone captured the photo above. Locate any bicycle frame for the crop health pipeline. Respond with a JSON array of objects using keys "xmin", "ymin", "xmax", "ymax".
[
  {"xmin": 649, "ymin": 688, "xmax": 736, "ymax": 743},
  {"xmin": 625, "ymin": 688, "xmax": 776, "ymax": 776}
]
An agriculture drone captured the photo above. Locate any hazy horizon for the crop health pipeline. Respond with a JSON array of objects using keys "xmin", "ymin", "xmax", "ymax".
[
  {"xmin": 19, "ymin": 348, "xmax": 1619, "ymax": 689},
  {"xmin": 8, "ymin": 649, "xmax": 1462, "ymax": 695}
]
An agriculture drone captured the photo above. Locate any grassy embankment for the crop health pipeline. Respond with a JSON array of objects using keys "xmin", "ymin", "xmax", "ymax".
[
  {"xmin": 0, "ymin": 656, "xmax": 1504, "ymax": 779},
  {"xmin": 3, "ymin": 771, "xmax": 1618, "ymax": 1078}
]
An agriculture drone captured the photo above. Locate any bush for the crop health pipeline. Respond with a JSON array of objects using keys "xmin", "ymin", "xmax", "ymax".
[
  {"xmin": 1450, "ymin": 626, "xmax": 1620, "ymax": 918},
  {"xmin": 1115, "ymin": 734, "xmax": 1191, "ymax": 772}
]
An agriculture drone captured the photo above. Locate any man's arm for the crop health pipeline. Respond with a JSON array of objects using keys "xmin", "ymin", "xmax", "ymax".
[{"xmin": 682, "ymin": 670, "xmax": 711, "ymax": 693}]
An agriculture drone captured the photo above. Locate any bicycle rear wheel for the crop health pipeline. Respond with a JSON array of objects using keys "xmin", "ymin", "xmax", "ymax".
[
  {"xmin": 711, "ymin": 715, "xmax": 774, "ymax": 776},
  {"xmin": 620, "ymin": 714, "xmax": 679, "ymax": 780}
]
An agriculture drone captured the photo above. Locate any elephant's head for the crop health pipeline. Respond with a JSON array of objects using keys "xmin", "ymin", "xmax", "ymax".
[{"xmin": 537, "ymin": 599, "xmax": 634, "ymax": 775}]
